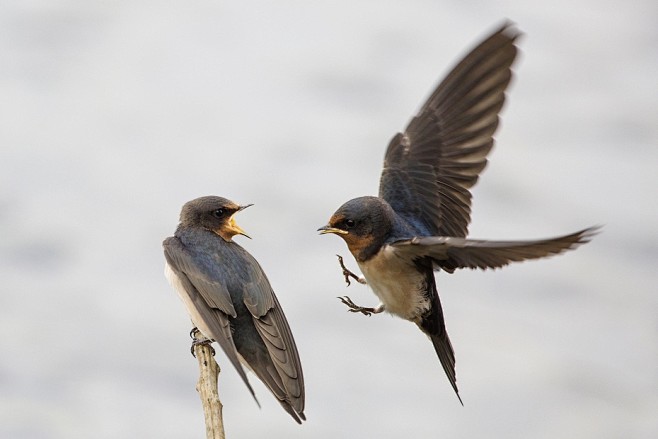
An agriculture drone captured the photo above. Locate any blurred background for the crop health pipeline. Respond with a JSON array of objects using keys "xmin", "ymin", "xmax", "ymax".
[{"xmin": 1, "ymin": 1, "xmax": 656, "ymax": 438}]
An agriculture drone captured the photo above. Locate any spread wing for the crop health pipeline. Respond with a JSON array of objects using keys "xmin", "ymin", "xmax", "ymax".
[
  {"xmin": 240, "ymin": 253, "xmax": 306, "ymax": 422},
  {"xmin": 162, "ymin": 237, "xmax": 256, "ymax": 399},
  {"xmin": 391, "ymin": 227, "xmax": 598, "ymax": 273},
  {"xmin": 379, "ymin": 23, "xmax": 520, "ymax": 237}
]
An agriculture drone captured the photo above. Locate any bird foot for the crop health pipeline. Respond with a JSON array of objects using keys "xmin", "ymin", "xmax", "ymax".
[
  {"xmin": 189, "ymin": 328, "xmax": 215, "ymax": 357},
  {"xmin": 189, "ymin": 327, "xmax": 199, "ymax": 339},
  {"xmin": 336, "ymin": 254, "xmax": 367, "ymax": 286},
  {"xmin": 337, "ymin": 296, "xmax": 383, "ymax": 317}
]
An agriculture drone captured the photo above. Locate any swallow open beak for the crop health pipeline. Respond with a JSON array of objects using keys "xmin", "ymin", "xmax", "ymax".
[
  {"xmin": 220, "ymin": 204, "xmax": 253, "ymax": 240},
  {"xmin": 317, "ymin": 225, "xmax": 348, "ymax": 235},
  {"xmin": 227, "ymin": 216, "xmax": 251, "ymax": 239}
]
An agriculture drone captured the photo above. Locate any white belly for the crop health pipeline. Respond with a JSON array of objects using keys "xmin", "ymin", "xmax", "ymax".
[
  {"xmin": 165, "ymin": 262, "xmax": 214, "ymax": 339},
  {"xmin": 357, "ymin": 245, "xmax": 430, "ymax": 320}
]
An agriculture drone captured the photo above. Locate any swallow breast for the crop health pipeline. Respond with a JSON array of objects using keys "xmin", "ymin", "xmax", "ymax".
[{"xmin": 357, "ymin": 245, "xmax": 430, "ymax": 320}]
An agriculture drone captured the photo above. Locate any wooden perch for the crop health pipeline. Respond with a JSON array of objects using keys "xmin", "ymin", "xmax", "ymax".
[{"xmin": 193, "ymin": 341, "xmax": 226, "ymax": 439}]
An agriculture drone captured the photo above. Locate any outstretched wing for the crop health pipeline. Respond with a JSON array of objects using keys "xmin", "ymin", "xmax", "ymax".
[
  {"xmin": 239, "ymin": 253, "xmax": 306, "ymax": 423},
  {"xmin": 380, "ymin": 23, "xmax": 520, "ymax": 237},
  {"xmin": 163, "ymin": 237, "xmax": 257, "ymax": 400},
  {"xmin": 391, "ymin": 227, "xmax": 598, "ymax": 273}
]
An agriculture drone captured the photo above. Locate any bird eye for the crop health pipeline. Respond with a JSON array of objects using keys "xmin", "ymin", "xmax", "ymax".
[
  {"xmin": 345, "ymin": 219, "xmax": 356, "ymax": 228},
  {"xmin": 212, "ymin": 208, "xmax": 225, "ymax": 218}
]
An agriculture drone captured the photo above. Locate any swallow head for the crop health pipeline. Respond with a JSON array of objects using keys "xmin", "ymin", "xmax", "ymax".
[
  {"xmin": 318, "ymin": 196, "xmax": 394, "ymax": 261},
  {"xmin": 180, "ymin": 196, "xmax": 253, "ymax": 241}
]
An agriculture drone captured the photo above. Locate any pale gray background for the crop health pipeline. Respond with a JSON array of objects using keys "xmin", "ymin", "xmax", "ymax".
[{"xmin": 1, "ymin": 1, "xmax": 656, "ymax": 438}]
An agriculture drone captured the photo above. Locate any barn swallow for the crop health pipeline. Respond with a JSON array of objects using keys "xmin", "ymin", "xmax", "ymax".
[
  {"xmin": 318, "ymin": 23, "xmax": 597, "ymax": 404},
  {"xmin": 163, "ymin": 196, "xmax": 305, "ymax": 423}
]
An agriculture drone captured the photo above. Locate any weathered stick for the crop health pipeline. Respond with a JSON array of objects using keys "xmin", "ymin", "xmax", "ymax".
[{"xmin": 193, "ymin": 341, "xmax": 226, "ymax": 439}]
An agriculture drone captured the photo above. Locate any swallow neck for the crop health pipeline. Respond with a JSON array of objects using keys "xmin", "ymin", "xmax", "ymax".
[{"xmin": 355, "ymin": 221, "xmax": 394, "ymax": 262}]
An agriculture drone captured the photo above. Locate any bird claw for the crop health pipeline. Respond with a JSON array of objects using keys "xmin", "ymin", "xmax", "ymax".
[
  {"xmin": 337, "ymin": 296, "xmax": 377, "ymax": 316},
  {"xmin": 189, "ymin": 327, "xmax": 199, "ymax": 339},
  {"xmin": 189, "ymin": 329, "xmax": 215, "ymax": 357},
  {"xmin": 336, "ymin": 255, "xmax": 367, "ymax": 286}
]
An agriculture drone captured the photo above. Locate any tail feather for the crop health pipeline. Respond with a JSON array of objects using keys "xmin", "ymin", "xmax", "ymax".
[
  {"xmin": 240, "ymin": 351, "xmax": 305, "ymax": 424},
  {"xmin": 428, "ymin": 331, "xmax": 463, "ymax": 405},
  {"xmin": 417, "ymin": 265, "xmax": 463, "ymax": 404}
]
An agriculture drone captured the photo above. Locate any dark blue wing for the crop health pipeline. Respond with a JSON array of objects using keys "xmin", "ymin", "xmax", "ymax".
[
  {"xmin": 163, "ymin": 236, "xmax": 257, "ymax": 400},
  {"xmin": 390, "ymin": 227, "xmax": 598, "ymax": 273},
  {"xmin": 164, "ymin": 235, "xmax": 305, "ymax": 421},
  {"xmin": 380, "ymin": 23, "xmax": 520, "ymax": 237},
  {"xmin": 237, "ymin": 250, "xmax": 306, "ymax": 421}
]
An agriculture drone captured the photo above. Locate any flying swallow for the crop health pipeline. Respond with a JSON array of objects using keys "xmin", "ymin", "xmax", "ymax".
[
  {"xmin": 318, "ymin": 23, "xmax": 597, "ymax": 404},
  {"xmin": 164, "ymin": 196, "xmax": 305, "ymax": 423}
]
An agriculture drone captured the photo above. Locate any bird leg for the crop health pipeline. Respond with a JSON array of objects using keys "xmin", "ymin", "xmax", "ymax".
[
  {"xmin": 190, "ymin": 327, "xmax": 215, "ymax": 357},
  {"xmin": 336, "ymin": 254, "xmax": 367, "ymax": 286},
  {"xmin": 337, "ymin": 296, "xmax": 385, "ymax": 317}
]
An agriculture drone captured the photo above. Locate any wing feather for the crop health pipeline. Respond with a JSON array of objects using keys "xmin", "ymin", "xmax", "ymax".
[
  {"xmin": 163, "ymin": 237, "xmax": 236, "ymax": 317},
  {"xmin": 240, "ymin": 258, "xmax": 305, "ymax": 417},
  {"xmin": 162, "ymin": 237, "xmax": 256, "ymax": 399},
  {"xmin": 391, "ymin": 227, "xmax": 599, "ymax": 273},
  {"xmin": 380, "ymin": 23, "xmax": 520, "ymax": 237}
]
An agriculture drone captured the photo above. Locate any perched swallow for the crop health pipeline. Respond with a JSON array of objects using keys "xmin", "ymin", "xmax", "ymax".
[
  {"xmin": 163, "ymin": 196, "xmax": 305, "ymax": 423},
  {"xmin": 318, "ymin": 23, "xmax": 597, "ymax": 404}
]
